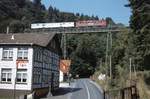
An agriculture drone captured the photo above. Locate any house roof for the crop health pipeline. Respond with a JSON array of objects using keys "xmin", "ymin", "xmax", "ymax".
[{"xmin": 0, "ymin": 33, "xmax": 56, "ymax": 47}]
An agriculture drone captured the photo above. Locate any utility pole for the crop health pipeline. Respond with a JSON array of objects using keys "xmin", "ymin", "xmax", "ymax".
[
  {"xmin": 6, "ymin": 26, "xmax": 9, "ymax": 34},
  {"xmin": 105, "ymin": 31, "xmax": 112, "ymax": 79},
  {"xmin": 105, "ymin": 33, "xmax": 109, "ymax": 76},
  {"xmin": 109, "ymin": 32, "xmax": 112, "ymax": 79},
  {"xmin": 62, "ymin": 31, "xmax": 70, "ymax": 83},
  {"xmin": 133, "ymin": 64, "xmax": 137, "ymax": 77},
  {"xmin": 129, "ymin": 58, "xmax": 132, "ymax": 80},
  {"xmin": 63, "ymin": 33, "xmax": 67, "ymax": 59}
]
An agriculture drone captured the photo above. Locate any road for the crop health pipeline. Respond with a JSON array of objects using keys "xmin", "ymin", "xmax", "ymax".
[
  {"xmin": 44, "ymin": 78, "xmax": 103, "ymax": 99},
  {"xmin": 69, "ymin": 79, "xmax": 103, "ymax": 99}
]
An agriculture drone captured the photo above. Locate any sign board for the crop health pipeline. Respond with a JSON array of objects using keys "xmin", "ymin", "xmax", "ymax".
[
  {"xmin": 60, "ymin": 60, "xmax": 71, "ymax": 73},
  {"xmin": 16, "ymin": 60, "xmax": 28, "ymax": 69}
]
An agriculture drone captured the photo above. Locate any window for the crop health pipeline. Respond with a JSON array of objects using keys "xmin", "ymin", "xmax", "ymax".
[
  {"xmin": 2, "ymin": 48, "xmax": 13, "ymax": 60},
  {"xmin": 16, "ymin": 69, "xmax": 27, "ymax": 83},
  {"xmin": 17, "ymin": 48, "xmax": 28, "ymax": 60},
  {"xmin": 1, "ymin": 69, "xmax": 12, "ymax": 83}
]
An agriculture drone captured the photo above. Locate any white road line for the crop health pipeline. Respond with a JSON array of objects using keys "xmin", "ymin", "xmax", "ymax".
[
  {"xmin": 84, "ymin": 81, "xmax": 90, "ymax": 99},
  {"xmin": 89, "ymin": 80, "xmax": 103, "ymax": 93}
]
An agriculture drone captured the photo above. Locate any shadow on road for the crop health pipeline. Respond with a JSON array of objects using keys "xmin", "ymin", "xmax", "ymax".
[{"xmin": 52, "ymin": 87, "xmax": 82, "ymax": 96}]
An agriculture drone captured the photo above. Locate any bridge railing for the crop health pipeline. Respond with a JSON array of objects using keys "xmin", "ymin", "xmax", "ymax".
[{"xmin": 25, "ymin": 26, "xmax": 128, "ymax": 34}]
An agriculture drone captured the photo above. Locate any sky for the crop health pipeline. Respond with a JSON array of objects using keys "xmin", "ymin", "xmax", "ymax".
[{"xmin": 41, "ymin": 0, "xmax": 131, "ymax": 26}]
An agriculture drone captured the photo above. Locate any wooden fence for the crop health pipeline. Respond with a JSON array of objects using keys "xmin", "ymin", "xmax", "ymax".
[{"xmin": 104, "ymin": 86, "xmax": 139, "ymax": 99}]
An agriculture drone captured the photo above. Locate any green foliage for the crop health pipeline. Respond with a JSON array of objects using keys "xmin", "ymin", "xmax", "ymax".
[
  {"xmin": 67, "ymin": 34, "xmax": 106, "ymax": 78},
  {"xmin": 97, "ymin": 0, "xmax": 150, "ymax": 92},
  {"xmin": 0, "ymin": 0, "xmax": 122, "ymax": 78},
  {"xmin": 9, "ymin": 20, "xmax": 25, "ymax": 33},
  {"xmin": 106, "ymin": 17, "xmax": 116, "ymax": 26},
  {"xmin": 0, "ymin": 0, "xmax": 99, "ymax": 33},
  {"xmin": 0, "ymin": 0, "xmax": 46, "ymax": 32},
  {"xmin": 128, "ymin": 0, "xmax": 150, "ymax": 70},
  {"xmin": 70, "ymin": 54, "xmax": 94, "ymax": 78}
]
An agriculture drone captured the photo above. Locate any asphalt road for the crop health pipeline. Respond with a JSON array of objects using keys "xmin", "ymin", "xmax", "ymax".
[
  {"xmin": 69, "ymin": 79, "xmax": 103, "ymax": 99},
  {"xmin": 45, "ymin": 78, "xmax": 103, "ymax": 99}
]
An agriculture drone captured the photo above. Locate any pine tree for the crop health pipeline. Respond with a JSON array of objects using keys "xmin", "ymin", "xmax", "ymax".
[{"xmin": 129, "ymin": 0, "xmax": 150, "ymax": 70}]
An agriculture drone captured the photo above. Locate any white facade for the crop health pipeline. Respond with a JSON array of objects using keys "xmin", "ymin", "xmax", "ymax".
[
  {"xmin": 0, "ymin": 47, "xmax": 33, "ymax": 91},
  {"xmin": 59, "ymin": 70, "xmax": 64, "ymax": 82},
  {"xmin": 0, "ymin": 45, "xmax": 60, "ymax": 92}
]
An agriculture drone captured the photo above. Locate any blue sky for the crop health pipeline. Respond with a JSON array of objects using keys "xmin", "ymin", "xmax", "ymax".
[{"xmin": 42, "ymin": 0, "xmax": 131, "ymax": 25}]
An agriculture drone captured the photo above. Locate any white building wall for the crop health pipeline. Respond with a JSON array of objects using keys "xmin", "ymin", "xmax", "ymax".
[
  {"xmin": 59, "ymin": 70, "xmax": 64, "ymax": 82},
  {"xmin": 0, "ymin": 47, "xmax": 33, "ymax": 91}
]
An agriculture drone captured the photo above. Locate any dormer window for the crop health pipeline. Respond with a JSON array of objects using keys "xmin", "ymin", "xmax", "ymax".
[
  {"xmin": 2, "ymin": 48, "xmax": 13, "ymax": 60},
  {"xmin": 17, "ymin": 48, "xmax": 28, "ymax": 60}
]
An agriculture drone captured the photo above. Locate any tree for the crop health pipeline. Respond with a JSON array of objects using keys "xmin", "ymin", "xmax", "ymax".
[
  {"xmin": 67, "ymin": 34, "xmax": 106, "ymax": 77},
  {"xmin": 9, "ymin": 20, "xmax": 25, "ymax": 33},
  {"xmin": 106, "ymin": 17, "xmax": 116, "ymax": 26},
  {"xmin": 0, "ymin": 0, "xmax": 49, "ymax": 32},
  {"xmin": 128, "ymin": 0, "xmax": 150, "ymax": 70},
  {"xmin": 111, "ymin": 29, "xmax": 132, "ymax": 78},
  {"xmin": 0, "ymin": 0, "xmax": 102, "ymax": 33}
]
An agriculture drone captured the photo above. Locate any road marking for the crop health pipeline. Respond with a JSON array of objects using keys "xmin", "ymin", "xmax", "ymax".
[
  {"xmin": 89, "ymin": 80, "xmax": 103, "ymax": 93},
  {"xmin": 84, "ymin": 81, "xmax": 90, "ymax": 99},
  {"xmin": 89, "ymin": 80, "xmax": 104, "ymax": 99}
]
